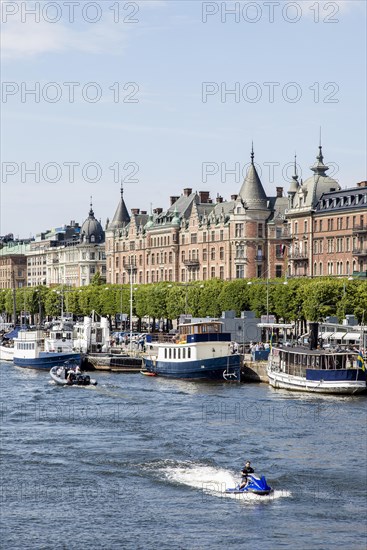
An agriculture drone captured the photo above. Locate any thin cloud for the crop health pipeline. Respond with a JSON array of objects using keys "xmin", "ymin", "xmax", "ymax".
[{"xmin": 1, "ymin": 17, "xmax": 129, "ymax": 60}]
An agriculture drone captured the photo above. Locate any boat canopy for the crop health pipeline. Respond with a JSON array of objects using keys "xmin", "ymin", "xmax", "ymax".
[{"xmin": 178, "ymin": 321, "xmax": 223, "ymax": 336}]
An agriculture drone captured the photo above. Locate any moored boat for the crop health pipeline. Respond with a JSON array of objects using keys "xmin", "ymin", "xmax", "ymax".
[
  {"xmin": 267, "ymin": 323, "xmax": 366, "ymax": 394},
  {"xmin": 13, "ymin": 322, "xmax": 81, "ymax": 370},
  {"xmin": 143, "ymin": 320, "xmax": 241, "ymax": 381}
]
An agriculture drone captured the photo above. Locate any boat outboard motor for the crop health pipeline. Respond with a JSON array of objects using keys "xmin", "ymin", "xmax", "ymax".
[{"xmin": 309, "ymin": 322, "xmax": 319, "ymax": 350}]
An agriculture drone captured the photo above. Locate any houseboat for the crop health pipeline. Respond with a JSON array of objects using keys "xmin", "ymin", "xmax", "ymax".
[
  {"xmin": 143, "ymin": 320, "xmax": 241, "ymax": 380},
  {"xmin": 267, "ymin": 323, "xmax": 366, "ymax": 394}
]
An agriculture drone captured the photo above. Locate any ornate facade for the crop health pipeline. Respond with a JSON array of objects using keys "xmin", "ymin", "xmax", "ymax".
[{"xmin": 106, "ymin": 144, "xmax": 367, "ymax": 285}]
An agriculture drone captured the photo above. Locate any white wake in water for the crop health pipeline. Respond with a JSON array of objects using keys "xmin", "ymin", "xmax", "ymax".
[{"xmin": 162, "ymin": 463, "xmax": 291, "ymax": 502}]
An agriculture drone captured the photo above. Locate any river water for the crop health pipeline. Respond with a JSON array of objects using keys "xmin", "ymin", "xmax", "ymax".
[{"xmin": 1, "ymin": 362, "xmax": 366, "ymax": 550}]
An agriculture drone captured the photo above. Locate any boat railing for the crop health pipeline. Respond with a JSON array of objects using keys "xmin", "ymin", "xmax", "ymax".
[{"xmin": 146, "ymin": 334, "xmax": 177, "ymax": 344}]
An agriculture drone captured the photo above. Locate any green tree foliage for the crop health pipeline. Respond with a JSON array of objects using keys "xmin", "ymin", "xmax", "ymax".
[{"xmin": 218, "ymin": 280, "xmax": 251, "ymax": 316}]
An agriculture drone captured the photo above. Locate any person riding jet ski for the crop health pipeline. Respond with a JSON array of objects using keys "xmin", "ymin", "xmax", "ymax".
[{"xmin": 240, "ymin": 461, "xmax": 254, "ymax": 489}]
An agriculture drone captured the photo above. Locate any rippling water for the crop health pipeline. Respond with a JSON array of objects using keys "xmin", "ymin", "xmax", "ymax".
[{"xmin": 1, "ymin": 362, "xmax": 366, "ymax": 549}]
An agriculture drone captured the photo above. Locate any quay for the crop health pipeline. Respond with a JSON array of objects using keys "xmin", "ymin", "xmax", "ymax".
[{"xmin": 241, "ymin": 354, "xmax": 268, "ymax": 383}]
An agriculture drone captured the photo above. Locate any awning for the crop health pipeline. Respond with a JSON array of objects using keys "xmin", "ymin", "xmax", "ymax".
[
  {"xmin": 333, "ymin": 332, "xmax": 347, "ymax": 339},
  {"xmin": 342, "ymin": 332, "xmax": 360, "ymax": 340},
  {"xmin": 320, "ymin": 332, "xmax": 334, "ymax": 339}
]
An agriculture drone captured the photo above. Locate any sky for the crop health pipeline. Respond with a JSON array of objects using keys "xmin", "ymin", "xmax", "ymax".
[{"xmin": 1, "ymin": 0, "xmax": 366, "ymax": 238}]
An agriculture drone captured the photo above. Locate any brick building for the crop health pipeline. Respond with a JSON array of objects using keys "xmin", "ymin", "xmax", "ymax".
[
  {"xmin": 0, "ymin": 241, "xmax": 30, "ymax": 289},
  {"xmin": 106, "ymin": 143, "xmax": 366, "ymax": 285},
  {"xmin": 105, "ymin": 148, "xmax": 290, "ymax": 284}
]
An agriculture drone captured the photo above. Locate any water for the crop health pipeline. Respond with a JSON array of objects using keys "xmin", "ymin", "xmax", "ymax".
[{"xmin": 1, "ymin": 362, "xmax": 366, "ymax": 550}]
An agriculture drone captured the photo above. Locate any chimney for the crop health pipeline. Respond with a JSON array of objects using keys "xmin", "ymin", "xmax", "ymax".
[
  {"xmin": 309, "ymin": 322, "xmax": 319, "ymax": 350},
  {"xmin": 141, "ymin": 210, "xmax": 147, "ymax": 215},
  {"xmin": 170, "ymin": 196, "xmax": 179, "ymax": 206},
  {"xmin": 231, "ymin": 194, "xmax": 238, "ymax": 201},
  {"xmin": 276, "ymin": 187, "xmax": 283, "ymax": 198},
  {"xmin": 216, "ymin": 194, "xmax": 223, "ymax": 203},
  {"xmin": 153, "ymin": 208, "xmax": 163, "ymax": 215},
  {"xmin": 131, "ymin": 208, "xmax": 140, "ymax": 215},
  {"xmin": 357, "ymin": 181, "xmax": 367, "ymax": 188},
  {"xmin": 183, "ymin": 188, "xmax": 192, "ymax": 197},
  {"xmin": 199, "ymin": 191, "xmax": 210, "ymax": 203}
]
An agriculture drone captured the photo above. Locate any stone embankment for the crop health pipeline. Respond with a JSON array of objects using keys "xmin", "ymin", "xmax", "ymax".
[{"xmin": 241, "ymin": 354, "xmax": 269, "ymax": 383}]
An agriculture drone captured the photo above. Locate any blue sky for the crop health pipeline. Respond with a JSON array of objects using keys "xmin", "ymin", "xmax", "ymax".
[{"xmin": 1, "ymin": 0, "xmax": 366, "ymax": 237}]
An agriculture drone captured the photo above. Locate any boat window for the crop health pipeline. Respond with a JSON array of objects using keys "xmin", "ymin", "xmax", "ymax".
[
  {"xmin": 178, "ymin": 349, "xmax": 180, "ymax": 359},
  {"xmin": 164, "ymin": 348, "xmax": 167, "ymax": 359},
  {"xmin": 188, "ymin": 347, "xmax": 191, "ymax": 359},
  {"xmin": 173, "ymin": 349, "xmax": 176, "ymax": 359},
  {"xmin": 182, "ymin": 348, "xmax": 185, "ymax": 359},
  {"xmin": 169, "ymin": 348, "xmax": 172, "ymax": 359}
]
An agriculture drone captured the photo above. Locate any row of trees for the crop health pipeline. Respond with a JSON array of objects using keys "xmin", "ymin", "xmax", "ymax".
[{"xmin": 0, "ymin": 276, "xmax": 366, "ymax": 327}]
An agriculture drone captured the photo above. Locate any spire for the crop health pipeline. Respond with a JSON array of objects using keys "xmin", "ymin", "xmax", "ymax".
[
  {"xmin": 251, "ymin": 141, "xmax": 254, "ymax": 164},
  {"xmin": 238, "ymin": 147, "xmax": 268, "ymax": 209},
  {"xmin": 288, "ymin": 153, "xmax": 299, "ymax": 195},
  {"xmin": 310, "ymin": 138, "xmax": 329, "ymax": 176},
  {"xmin": 89, "ymin": 196, "xmax": 94, "ymax": 217},
  {"xmin": 108, "ymin": 186, "xmax": 130, "ymax": 230}
]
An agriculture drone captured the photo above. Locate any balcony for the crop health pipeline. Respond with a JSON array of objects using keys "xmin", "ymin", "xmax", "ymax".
[
  {"xmin": 184, "ymin": 259, "xmax": 200, "ymax": 269},
  {"xmin": 288, "ymin": 251, "xmax": 309, "ymax": 261},
  {"xmin": 273, "ymin": 228, "xmax": 292, "ymax": 240},
  {"xmin": 352, "ymin": 224, "xmax": 367, "ymax": 235},
  {"xmin": 352, "ymin": 249, "xmax": 367, "ymax": 257}
]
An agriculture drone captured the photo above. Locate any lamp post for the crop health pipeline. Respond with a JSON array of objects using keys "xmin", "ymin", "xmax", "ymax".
[{"xmin": 123, "ymin": 259, "xmax": 137, "ymax": 353}]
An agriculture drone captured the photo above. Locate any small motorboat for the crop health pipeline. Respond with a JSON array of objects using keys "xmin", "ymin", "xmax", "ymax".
[
  {"xmin": 50, "ymin": 362, "xmax": 97, "ymax": 386},
  {"xmin": 140, "ymin": 370, "xmax": 157, "ymax": 376},
  {"xmin": 225, "ymin": 474, "xmax": 273, "ymax": 496}
]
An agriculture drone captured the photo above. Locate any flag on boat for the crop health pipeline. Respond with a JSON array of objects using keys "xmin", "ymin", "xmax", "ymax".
[{"xmin": 357, "ymin": 353, "xmax": 365, "ymax": 371}]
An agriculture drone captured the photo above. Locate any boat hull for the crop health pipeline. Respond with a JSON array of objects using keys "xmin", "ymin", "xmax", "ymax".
[
  {"xmin": 0, "ymin": 346, "xmax": 14, "ymax": 361},
  {"xmin": 267, "ymin": 369, "xmax": 366, "ymax": 394},
  {"xmin": 144, "ymin": 355, "xmax": 241, "ymax": 380},
  {"xmin": 14, "ymin": 352, "xmax": 81, "ymax": 370}
]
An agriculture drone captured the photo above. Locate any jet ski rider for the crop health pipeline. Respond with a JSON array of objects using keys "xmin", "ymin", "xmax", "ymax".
[{"xmin": 240, "ymin": 461, "xmax": 254, "ymax": 489}]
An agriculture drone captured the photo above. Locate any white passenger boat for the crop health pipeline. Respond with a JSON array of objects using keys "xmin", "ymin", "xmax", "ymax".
[
  {"xmin": 267, "ymin": 323, "xmax": 366, "ymax": 394},
  {"xmin": 13, "ymin": 321, "xmax": 81, "ymax": 370}
]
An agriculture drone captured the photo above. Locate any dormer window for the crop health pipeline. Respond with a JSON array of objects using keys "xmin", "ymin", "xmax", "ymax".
[{"xmin": 90, "ymin": 235, "xmax": 95, "ymax": 243}]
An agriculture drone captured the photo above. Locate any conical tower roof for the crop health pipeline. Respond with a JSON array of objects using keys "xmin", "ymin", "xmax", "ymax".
[
  {"xmin": 238, "ymin": 145, "xmax": 268, "ymax": 209},
  {"xmin": 108, "ymin": 186, "xmax": 130, "ymax": 230}
]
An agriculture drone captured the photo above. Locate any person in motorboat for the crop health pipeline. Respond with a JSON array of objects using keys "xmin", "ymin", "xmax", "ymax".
[{"xmin": 240, "ymin": 461, "xmax": 254, "ymax": 489}]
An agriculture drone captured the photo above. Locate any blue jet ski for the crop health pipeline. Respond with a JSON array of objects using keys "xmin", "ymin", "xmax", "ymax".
[{"xmin": 225, "ymin": 474, "xmax": 273, "ymax": 496}]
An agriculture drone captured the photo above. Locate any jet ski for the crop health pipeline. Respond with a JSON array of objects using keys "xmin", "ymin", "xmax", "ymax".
[{"xmin": 225, "ymin": 474, "xmax": 273, "ymax": 496}]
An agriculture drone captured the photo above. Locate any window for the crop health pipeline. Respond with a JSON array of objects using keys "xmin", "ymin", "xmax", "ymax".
[
  {"xmin": 236, "ymin": 244, "xmax": 244, "ymax": 258},
  {"xmin": 191, "ymin": 234, "xmax": 197, "ymax": 244},
  {"xmin": 258, "ymin": 223, "xmax": 263, "ymax": 238},
  {"xmin": 151, "ymin": 254, "xmax": 155, "ymax": 265},
  {"xmin": 203, "ymin": 267, "xmax": 207, "ymax": 280},
  {"xmin": 211, "ymin": 248, "xmax": 215, "ymax": 260},
  {"xmin": 275, "ymin": 265, "xmax": 282, "ymax": 278},
  {"xmin": 219, "ymin": 266, "xmax": 224, "ymax": 279},
  {"xmin": 220, "ymin": 230, "xmax": 224, "ymax": 240},
  {"xmin": 235, "ymin": 224, "xmax": 243, "ymax": 238},
  {"xmin": 130, "ymin": 242, "xmax": 135, "ymax": 251},
  {"xmin": 211, "ymin": 231, "xmax": 215, "ymax": 241},
  {"xmin": 219, "ymin": 247, "xmax": 224, "ymax": 260},
  {"xmin": 169, "ymin": 252, "xmax": 173, "ymax": 263},
  {"xmin": 211, "ymin": 266, "xmax": 215, "ymax": 278},
  {"xmin": 203, "ymin": 232, "xmax": 207, "ymax": 242},
  {"xmin": 319, "ymin": 220, "xmax": 323, "ymax": 232},
  {"xmin": 304, "ymin": 221, "xmax": 308, "ymax": 234},
  {"xmin": 294, "ymin": 222, "xmax": 298, "ymax": 235},
  {"xmin": 203, "ymin": 249, "xmax": 207, "ymax": 261},
  {"xmin": 181, "ymin": 251, "xmax": 185, "ymax": 262}
]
